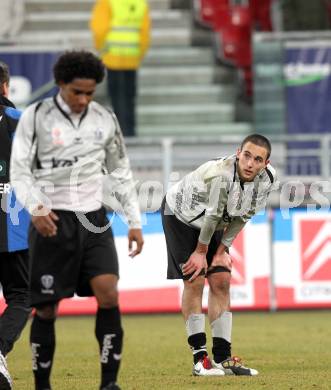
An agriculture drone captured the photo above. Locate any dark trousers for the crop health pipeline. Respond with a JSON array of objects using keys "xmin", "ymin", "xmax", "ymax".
[
  {"xmin": 0, "ymin": 249, "xmax": 31, "ymax": 355},
  {"xmin": 107, "ymin": 69, "xmax": 137, "ymax": 137}
]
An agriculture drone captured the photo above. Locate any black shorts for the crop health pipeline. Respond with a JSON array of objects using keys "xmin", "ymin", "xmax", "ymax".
[
  {"xmin": 161, "ymin": 199, "xmax": 230, "ymax": 280},
  {"xmin": 28, "ymin": 207, "xmax": 118, "ymax": 306},
  {"xmin": 0, "ymin": 249, "xmax": 29, "ymax": 301}
]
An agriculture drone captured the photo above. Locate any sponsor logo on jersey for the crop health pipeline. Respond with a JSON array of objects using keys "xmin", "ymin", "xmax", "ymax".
[
  {"xmin": 300, "ymin": 219, "xmax": 331, "ymax": 281},
  {"xmin": 74, "ymin": 136, "xmax": 83, "ymax": 144},
  {"xmin": 229, "ymin": 230, "xmax": 245, "ymax": 285},
  {"xmin": 39, "ymin": 156, "xmax": 81, "ymax": 169}
]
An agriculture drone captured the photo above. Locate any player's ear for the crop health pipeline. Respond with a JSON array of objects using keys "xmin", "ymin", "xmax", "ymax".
[
  {"xmin": 236, "ymin": 148, "xmax": 241, "ymax": 157},
  {"xmin": 3, "ymin": 81, "xmax": 9, "ymax": 98}
]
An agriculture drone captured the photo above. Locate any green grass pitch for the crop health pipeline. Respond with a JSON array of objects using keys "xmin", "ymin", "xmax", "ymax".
[{"xmin": 8, "ymin": 311, "xmax": 331, "ymax": 389}]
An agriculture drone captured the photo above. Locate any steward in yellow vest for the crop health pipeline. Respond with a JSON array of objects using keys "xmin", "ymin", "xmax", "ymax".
[{"xmin": 90, "ymin": 0, "xmax": 151, "ymax": 70}]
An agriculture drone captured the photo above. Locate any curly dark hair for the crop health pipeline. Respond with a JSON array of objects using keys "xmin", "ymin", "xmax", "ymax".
[{"xmin": 53, "ymin": 50, "xmax": 105, "ymax": 84}]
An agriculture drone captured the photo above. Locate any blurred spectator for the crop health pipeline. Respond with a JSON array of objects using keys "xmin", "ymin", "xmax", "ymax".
[
  {"xmin": 0, "ymin": 0, "xmax": 25, "ymax": 40},
  {"xmin": 281, "ymin": 0, "xmax": 331, "ymax": 31},
  {"xmin": 90, "ymin": 0, "xmax": 151, "ymax": 137}
]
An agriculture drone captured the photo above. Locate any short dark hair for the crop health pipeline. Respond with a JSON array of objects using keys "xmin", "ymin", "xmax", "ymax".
[
  {"xmin": 241, "ymin": 133, "xmax": 271, "ymax": 159},
  {"xmin": 0, "ymin": 61, "xmax": 10, "ymax": 92},
  {"xmin": 53, "ymin": 50, "xmax": 105, "ymax": 85}
]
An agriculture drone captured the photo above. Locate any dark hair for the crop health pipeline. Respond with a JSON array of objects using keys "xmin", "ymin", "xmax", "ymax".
[
  {"xmin": 53, "ymin": 50, "xmax": 105, "ymax": 85},
  {"xmin": 0, "ymin": 61, "xmax": 10, "ymax": 92},
  {"xmin": 241, "ymin": 133, "xmax": 271, "ymax": 159}
]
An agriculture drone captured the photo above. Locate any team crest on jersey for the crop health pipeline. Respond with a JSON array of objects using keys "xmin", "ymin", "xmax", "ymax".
[
  {"xmin": 41, "ymin": 274, "xmax": 55, "ymax": 294},
  {"xmin": 94, "ymin": 127, "xmax": 104, "ymax": 143},
  {"xmin": 51, "ymin": 127, "xmax": 64, "ymax": 145}
]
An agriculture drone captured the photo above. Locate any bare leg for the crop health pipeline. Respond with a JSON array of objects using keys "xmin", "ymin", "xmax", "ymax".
[
  {"xmin": 207, "ymin": 272, "xmax": 231, "ymax": 323},
  {"xmin": 181, "ymin": 276, "xmax": 205, "ymax": 320}
]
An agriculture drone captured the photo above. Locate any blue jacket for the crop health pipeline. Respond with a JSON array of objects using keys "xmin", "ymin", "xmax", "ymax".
[{"xmin": 0, "ymin": 99, "xmax": 29, "ymax": 252}]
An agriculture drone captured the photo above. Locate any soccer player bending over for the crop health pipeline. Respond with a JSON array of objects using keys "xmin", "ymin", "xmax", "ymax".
[
  {"xmin": 162, "ymin": 134, "xmax": 276, "ymax": 376},
  {"xmin": 10, "ymin": 51, "xmax": 144, "ymax": 390}
]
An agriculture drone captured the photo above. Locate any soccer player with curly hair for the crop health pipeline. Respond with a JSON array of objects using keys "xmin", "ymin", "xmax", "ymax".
[{"xmin": 10, "ymin": 50, "xmax": 144, "ymax": 390}]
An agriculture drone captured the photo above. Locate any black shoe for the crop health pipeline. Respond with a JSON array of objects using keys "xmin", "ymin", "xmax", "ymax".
[{"xmin": 100, "ymin": 382, "xmax": 121, "ymax": 390}]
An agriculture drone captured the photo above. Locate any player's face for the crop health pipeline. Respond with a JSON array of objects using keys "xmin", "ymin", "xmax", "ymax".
[
  {"xmin": 236, "ymin": 142, "xmax": 270, "ymax": 182},
  {"xmin": 59, "ymin": 78, "xmax": 96, "ymax": 114}
]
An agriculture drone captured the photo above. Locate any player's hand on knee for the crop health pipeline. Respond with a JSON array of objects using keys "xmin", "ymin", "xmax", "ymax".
[
  {"xmin": 182, "ymin": 251, "xmax": 207, "ymax": 282},
  {"xmin": 211, "ymin": 252, "xmax": 232, "ymax": 271}
]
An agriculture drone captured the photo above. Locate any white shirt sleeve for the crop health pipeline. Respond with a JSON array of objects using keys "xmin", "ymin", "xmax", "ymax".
[{"xmin": 10, "ymin": 103, "xmax": 46, "ymax": 214}]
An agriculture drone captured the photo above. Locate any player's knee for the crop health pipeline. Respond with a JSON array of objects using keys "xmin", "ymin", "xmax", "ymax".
[
  {"xmin": 209, "ymin": 274, "xmax": 231, "ymax": 295},
  {"xmin": 95, "ymin": 285, "xmax": 119, "ymax": 308},
  {"xmin": 184, "ymin": 276, "xmax": 205, "ymax": 292},
  {"xmin": 35, "ymin": 303, "xmax": 58, "ymax": 320}
]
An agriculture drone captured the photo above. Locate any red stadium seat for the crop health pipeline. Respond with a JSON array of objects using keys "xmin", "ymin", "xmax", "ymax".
[
  {"xmin": 249, "ymin": 0, "xmax": 272, "ymax": 31},
  {"xmin": 195, "ymin": 1, "xmax": 254, "ymax": 97},
  {"xmin": 216, "ymin": 28, "xmax": 251, "ymax": 67},
  {"xmin": 212, "ymin": 1, "xmax": 231, "ymax": 31},
  {"xmin": 214, "ymin": 4, "xmax": 253, "ymax": 97},
  {"xmin": 215, "ymin": 5, "xmax": 252, "ymax": 67},
  {"xmin": 194, "ymin": 0, "xmax": 230, "ymax": 29}
]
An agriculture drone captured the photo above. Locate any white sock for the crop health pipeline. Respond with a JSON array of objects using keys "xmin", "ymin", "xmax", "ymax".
[
  {"xmin": 211, "ymin": 311, "xmax": 232, "ymax": 343},
  {"xmin": 185, "ymin": 313, "xmax": 205, "ymax": 336}
]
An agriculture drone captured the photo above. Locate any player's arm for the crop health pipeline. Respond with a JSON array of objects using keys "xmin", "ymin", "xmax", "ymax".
[
  {"xmin": 211, "ymin": 218, "xmax": 247, "ymax": 271},
  {"xmin": 183, "ymin": 177, "xmax": 229, "ymax": 281},
  {"xmin": 10, "ymin": 104, "xmax": 59, "ymax": 237},
  {"xmin": 105, "ymin": 114, "xmax": 143, "ymax": 256},
  {"xmin": 10, "ymin": 104, "xmax": 44, "ymax": 213}
]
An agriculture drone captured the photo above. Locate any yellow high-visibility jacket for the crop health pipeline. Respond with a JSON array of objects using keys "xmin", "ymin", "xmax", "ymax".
[{"xmin": 90, "ymin": 0, "xmax": 151, "ymax": 70}]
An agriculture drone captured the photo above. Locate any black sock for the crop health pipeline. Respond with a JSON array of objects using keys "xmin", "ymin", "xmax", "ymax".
[
  {"xmin": 30, "ymin": 315, "xmax": 55, "ymax": 390},
  {"xmin": 95, "ymin": 307, "xmax": 123, "ymax": 388},
  {"xmin": 188, "ymin": 332, "xmax": 207, "ymax": 364},
  {"xmin": 0, "ymin": 305, "xmax": 30, "ymax": 356},
  {"xmin": 212, "ymin": 337, "xmax": 231, "ymax": 363}
]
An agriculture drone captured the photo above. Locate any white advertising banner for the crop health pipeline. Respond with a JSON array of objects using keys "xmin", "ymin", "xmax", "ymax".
[{"xmin": 273, "ymin": 210, "xmax": 331, "ymax": 308}]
